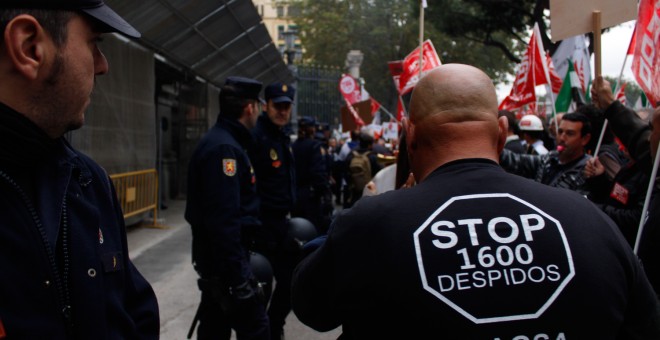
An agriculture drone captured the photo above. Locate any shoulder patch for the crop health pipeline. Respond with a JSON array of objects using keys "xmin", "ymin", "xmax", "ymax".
[
  {"xmin": 270, "ymin": 148, "xmax": 278, "ymax": 160},
  {"xmin": 223, "ymin": 159, "xmax": 237, "ymax": 176}
]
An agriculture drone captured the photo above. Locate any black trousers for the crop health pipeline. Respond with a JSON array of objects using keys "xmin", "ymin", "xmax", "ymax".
[{"xmin": 196, "ymin": 290, "xmax": 270, "ymax": 340}]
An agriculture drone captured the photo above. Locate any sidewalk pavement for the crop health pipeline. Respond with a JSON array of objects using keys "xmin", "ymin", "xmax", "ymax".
[{"xmin": 126, "ymin": 199, "xmax": 342, "ymax": 339}]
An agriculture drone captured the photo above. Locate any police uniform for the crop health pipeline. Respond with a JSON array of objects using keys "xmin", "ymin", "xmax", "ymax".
[
  {"xmin": 249, "ymin": 82, "xmax": 297, "ymax": 339},
  {"xmin": 0, "ymin": 1, "xmax": 158, "ymax": 338},
  {"xmin": 292, "ymin": 117, "xmax": 331, "ymax": 233},
  {"xmin": 292, "ymin": 159, "xmax": 659, "ymax": 339},
  {"xmin": 0, "ymin": 102, "xmax": 160, "ymax": 338},
  {"xmin": 185, "ymin": 77, "xmax": 268, "ymax": 339}
]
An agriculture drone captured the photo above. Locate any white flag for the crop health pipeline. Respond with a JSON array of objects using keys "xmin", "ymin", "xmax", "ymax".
[
  {"xmin": 422, "ymin": 0, "xmax": 428, "ymax": 8},
  {"xmin": 551, "ymin": 34, "xmax": 591, "ymax": 94}
]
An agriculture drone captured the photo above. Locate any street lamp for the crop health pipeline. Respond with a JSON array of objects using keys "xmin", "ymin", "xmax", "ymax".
[
  {"xmin": 282, "ymin": 29, "xmax": 297, "ymax": 65},
  {"xmin": 282, "ymin": 29, "xmax": 299, "ymax": 130}
]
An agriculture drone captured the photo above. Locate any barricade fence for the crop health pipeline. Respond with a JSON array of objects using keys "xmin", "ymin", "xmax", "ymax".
[{"xmin": 110, "ymin": 169, "xmax": 159, "ymax": 227}]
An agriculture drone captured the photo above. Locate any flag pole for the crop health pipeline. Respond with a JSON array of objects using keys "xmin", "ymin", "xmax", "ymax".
[
  {"xmin": 419, "ymin": 0, "xmax": 425, "ymax": 79},
  {"xmin": 634, "ymin": 141, "xmax": 660, "ymax": 254},
  {"xmin": 593, "ymin": 27, "xmax": 633, "ymax": 158}
]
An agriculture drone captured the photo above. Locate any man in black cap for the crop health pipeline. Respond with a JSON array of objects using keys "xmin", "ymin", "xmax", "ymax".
[
  {"xmin": 249, "ymin": 81, "xmax": 297, "ymax": 339},
  {"xmin": 292, "ymin": 116, "xmax": 331, "ymax": 233},
  {"xmin": 0, "ymin": 2, "xmax": 158, "ymax": 339},
  {"xmin": 186, "ymin": 76, "xmax": 269, "ymax": 339}
]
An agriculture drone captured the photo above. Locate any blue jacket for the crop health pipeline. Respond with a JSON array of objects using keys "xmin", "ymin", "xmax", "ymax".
[
  {"xmin": 0, "ymin": 103, "xmax": 159, "ymax": 339},
  {"xmin": 250, "ymin": 113, "xmax": 295, "ymax": 214},
  {"xmin": 292, "ymin": 136, "xmax": 328, "ymax": 195},
  {"xmin": 185, "ymin": 116, "xmax": 260, "ymax": 285}
]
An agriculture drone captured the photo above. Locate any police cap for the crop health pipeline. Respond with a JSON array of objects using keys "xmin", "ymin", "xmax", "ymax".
[
  {"xmin": 223, "ymin": 76, "xmax": 263, "ymax": 101},
  {"xmin": 298, "ymin": 116, "xmax": 316, "ymax": 127},
  {"xmin": 0, "ymin": 0, "xmax": 141, "ymax": 38},
  {"xmin": 265, "ymin": 82, "xmax": 295, "ymax": 104}
]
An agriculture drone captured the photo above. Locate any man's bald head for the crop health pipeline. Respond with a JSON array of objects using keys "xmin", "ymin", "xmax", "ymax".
[
  {"xmin": 404, "ymin": 64, "xmax": 507, "ymax": 183},
  {"xmin": 409, "ymin": 64, "xmax": 499, "ymax": 124}
]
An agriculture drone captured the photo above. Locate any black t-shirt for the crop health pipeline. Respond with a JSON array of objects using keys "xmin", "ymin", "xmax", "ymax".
[{"xmin": 292, "ymin": 159, "xmax": 660, "ymax": 339}]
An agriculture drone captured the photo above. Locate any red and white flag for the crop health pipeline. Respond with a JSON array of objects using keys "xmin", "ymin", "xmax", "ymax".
[
  {"xmin": 398, "ymin": 40, "xmax": 442, "ymax": 94},
  {"xmin": 370, "ymin": 98, "xmax": 381, "ymax": 116},
  {"xmin": 551, "ymin": 34, "xmax": 591, "ymax": 95},
  {"xmin": 546, "ymin": 54, "xmax": 563, "ymax": 95},
  {"xmin": 632, "ymin": 0, "xmax": 660, "ymax": 107},
  {"xmin": 499, "ymin": 23, "xmax": 551, "ymax": 111},
  {"xmin": 388, "ymin": 60, "xmax": 407, "ymax": 120},
  {"xmin": 615, "ymin": 82, "xmax": 627, "ymax": 106},
  {"xmin": 339, "ymin": 74, "xmax": 361, "ymax": 105},
  {"xmin": 627, "ymin": 27, "xmax": 637, "ymax": 56}
]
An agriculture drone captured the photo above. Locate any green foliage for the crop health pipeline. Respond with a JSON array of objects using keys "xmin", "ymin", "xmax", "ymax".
[{"xmin": 292, "ymin": 0, "xmax": 527, "ymax": 112}]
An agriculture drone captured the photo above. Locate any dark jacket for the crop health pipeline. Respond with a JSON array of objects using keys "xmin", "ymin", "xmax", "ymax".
[
  {"xmin": 586, "ymin": 159, "xmax": 648, "ymax": 247},
  {"xmin": 0, "ymin": 103, "xmax": 159, "ymax": 339},
  {"xmin": 250, "ymin": 113, "xmax": 295, "ymax": 214},
  {"xmin": 500, "ymin": 149, "xmax": 590, "ymax": 195},
  {"xmin": 292, "ymin": 136, "xmax": 328, "ymax": 195},
  {"xmin": 292, "ymin": 159, "xmax": 659, "ymax": 339},
  {"xmin": 603, "ymin": 100, "xmax": 660, "ymax": 296},
  {"xmin": 185, "ymin": 116, "xmax": 260, "ymax": 285}
]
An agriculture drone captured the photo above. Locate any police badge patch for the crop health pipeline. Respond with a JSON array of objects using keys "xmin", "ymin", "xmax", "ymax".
[
  {"xmin": 270, "ymin": 148, "xmax": 278, "ymax": 160},
  {"xmin": 223, "ymin": 159, "xmax": 237, "ymax": 176}
]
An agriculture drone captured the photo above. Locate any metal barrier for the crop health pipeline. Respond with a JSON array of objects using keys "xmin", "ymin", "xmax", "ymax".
[{"xmin": 110, "ymin": 169, "xmax": 160, "ymax": 227}]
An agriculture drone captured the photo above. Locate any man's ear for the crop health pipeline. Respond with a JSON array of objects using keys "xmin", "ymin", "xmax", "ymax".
[
  {"xmin": 403, "ymin": 117, "xmax": 416, "ymax": 151},
  {"xmin": 497, "ymin": 115, "xmax": 508, "ymax": 153},
  {"xmin": 3, "ymin": 15, "xmax": 48, "ymax": 80},
  {"xmin": 581, "ymin": 133, "xmax": 591, "ymax": 147}
]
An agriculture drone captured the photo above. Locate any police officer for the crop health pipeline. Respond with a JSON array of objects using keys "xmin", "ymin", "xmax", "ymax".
[
  {"xmin": 249, "ymin": 81, "xmax": 297, "ymax": 340},
  {"xmin": 185, "ymin": 77, "xmax": 269, "ymax": 339},
  {"xmin": 292, "ymin": 116, "xmax": 331, "ymax": 234},
  {"xmin": 291, "ymin": 64, "xmax": 660, "ymax": 339},
  {"xmin": 0, "ymin": 1, "xmax": 159, "ymax": 338}
]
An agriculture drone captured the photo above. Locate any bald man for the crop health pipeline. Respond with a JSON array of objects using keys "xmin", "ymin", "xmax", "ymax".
[{"xmin": 291, "ymin": 64, "xmax": 659, "ymax": 339}]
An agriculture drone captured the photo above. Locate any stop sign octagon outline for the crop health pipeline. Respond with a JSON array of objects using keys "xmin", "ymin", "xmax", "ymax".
[{"xmin": 413, "ymin": 193, "xmax": 576, "ymax": 324}]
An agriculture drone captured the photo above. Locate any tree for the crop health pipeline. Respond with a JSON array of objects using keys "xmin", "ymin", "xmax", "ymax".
[{"xmin": 293, "ymin": 0, "xmax": 523, "ymax": 112}]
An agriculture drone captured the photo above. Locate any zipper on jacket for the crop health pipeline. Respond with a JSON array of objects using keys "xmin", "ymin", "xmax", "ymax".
[{"xmin": 0, "ymin": 170, "xmax": 73, "ymax": 332}]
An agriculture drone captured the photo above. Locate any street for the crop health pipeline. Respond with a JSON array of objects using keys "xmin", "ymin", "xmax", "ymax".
[{"xmin": 127, "ymin": 199, "xmax": 342, "ymax": 339}]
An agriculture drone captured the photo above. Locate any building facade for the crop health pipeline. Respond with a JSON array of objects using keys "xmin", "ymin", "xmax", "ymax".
[{"xmin": 253, "ymin": 0, "xmax": 302, "ymax": 62}]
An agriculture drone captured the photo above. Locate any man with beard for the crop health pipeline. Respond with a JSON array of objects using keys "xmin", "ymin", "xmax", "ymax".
[
  {"xmin": 500, "ymin": 112, "xmax": 592, "ymax": 195},
  {"xmin": 0, "ymin": 1, "xmax": 159, "ymax": 338}
]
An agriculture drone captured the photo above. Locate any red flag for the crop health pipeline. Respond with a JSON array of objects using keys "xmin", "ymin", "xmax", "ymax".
[
  {"xmin": 343, "ymin": 97, "xmax": 366, "ymax": 127},
  {"xmin": 546, "ymin": 54, "xmax": 563, "ymax": 94},
  {"xmin": 615, "ymin": 82, "xmax": 627, "ymax": 105},
  {"xmin": 396, "ymin": 97, "xmax": 405, "ymax": 121},
  {"xmin": 339, "ymin": 74, "xmax": 361, "ymax": 105},
  {"xmin": 370, "ymin": 98, "xmax": 381, "ymax": 116},
  {"xmin": 632, "ymin": 0, "xmax": 660, "ymax": 107},
  {"xmin": 388, "ymin": 61, "xmax": 404, "ymax": 78},
  {"xmin": 398, "ymin": 40, "xmax": 442, "ymax": 94},
  {"xmin": 499, "ymin": 23, "xmax": 551, "ymax": 111},
  {"xmin": 627, "ymin": 27, "xmax": 637, "ymax": 56},
  {"xmin": 573, "ymin": 61, "xmax": 587, "ymax": 94},
  {"xmin": 389, "ymin": 60, "xmax": 407, "ymax": 120}
]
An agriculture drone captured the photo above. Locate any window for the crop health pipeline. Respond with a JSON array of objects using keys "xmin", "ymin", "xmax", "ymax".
[
  {"xmin": 277, "ymin": 6, "xmax": 284, "ymax": 17},
  {"xmin": 277, "ymin": 25, "xmax": 285, "ymax": 40}
]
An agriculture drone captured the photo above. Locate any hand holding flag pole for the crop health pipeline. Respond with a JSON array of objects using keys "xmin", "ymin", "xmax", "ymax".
[{"xmin": 593, "ymin": 25, "xmax": 636, "ymax": 158}]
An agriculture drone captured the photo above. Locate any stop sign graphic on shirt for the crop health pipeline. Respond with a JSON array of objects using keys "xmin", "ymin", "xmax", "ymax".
[{"xmin": 413, "ymin": 193, "xmax": 575, "ymax": 324}]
